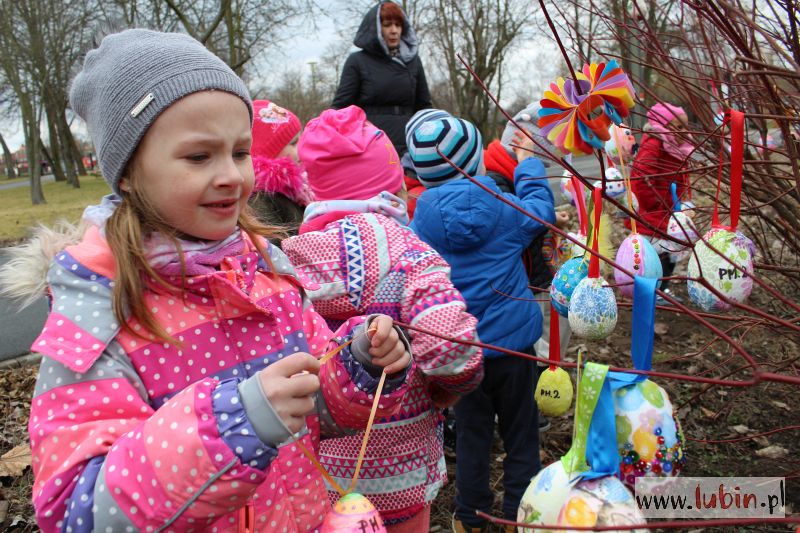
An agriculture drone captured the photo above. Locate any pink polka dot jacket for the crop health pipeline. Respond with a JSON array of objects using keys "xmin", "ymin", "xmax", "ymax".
[
  {"xmin": 282, "ymin": 212, "xmax": 483, "ymax": 524},
  {"xmin": 27, "ymin": 225, "xmax": 410, "ymax": 532}
]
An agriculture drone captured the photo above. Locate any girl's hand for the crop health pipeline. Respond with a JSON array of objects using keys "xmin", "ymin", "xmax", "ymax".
[
  {"xmin": 257, "ymin": 353, "xmax": 320, "ymax": 434},
  {"xmin": 555, "ymin": 210, "xmax": 571, "ymax": 229},
  {"xmin": 512, "ymin": 129, "xmax": 536, "ymax": 162},
  {"xmin": 366, "ymin": 315, "xmax": 411, "ymax": 375}
]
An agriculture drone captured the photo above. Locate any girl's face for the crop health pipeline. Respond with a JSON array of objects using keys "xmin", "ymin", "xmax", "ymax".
[
  {"xmin": 122, "ymin": 91, "xmax": 254, "ymax": 241},
  {"xmin": 278, "ymin": 134, "xmax": 300, "ymax": 163},
  {"xmin": 381, "ymin": 19, "xmax": 402, "ymax": 49}
]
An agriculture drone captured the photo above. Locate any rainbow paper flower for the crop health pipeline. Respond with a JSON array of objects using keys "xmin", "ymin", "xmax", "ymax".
[{"xmin": 538, "ymin": 61, "xmax": 635, "ymax": 156}]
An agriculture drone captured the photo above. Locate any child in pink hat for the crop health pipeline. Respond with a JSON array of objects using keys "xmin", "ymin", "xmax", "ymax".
[
  {"xmin": 283, "ymin": 105, "xmax": 483, "ymax": 531},
  {"xmin": 249, "ymin": 100, "xmax": 314, "ymax": 236}
]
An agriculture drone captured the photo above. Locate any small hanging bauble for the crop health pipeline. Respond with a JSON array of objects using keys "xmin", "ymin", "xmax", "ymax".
[
  {"xmin": 320, "ymin": 493, "xmax": 386, "ymax": 533},
  {"xmin": 551, "ymin": 256, "xmax": 590, "ymax": 317},
  {"xmin": 535, "ymin": 367, "xmax": 574, "ymax": 416},
  {"xmin": 614, "ymin": 380, "xmax": 686, "ymax": 489},
  {"xmin": 661, "ymin": 211, "xmax": 699, "ymax": 261},
  {"xmin": 605, "ymin": 123, "xmax": 638, "ymax": 165},
  {"xmin": 568, "ymin": 277, "xmax": 618, "ymax": 339},
  {"xmin": 598, "ymin": 168, "xmax": 626, "ymax": 199},
  {"xmin": 614, "ymin": 234, "xmax": 663, "ymax": 299},
  {"xmin": 687, "ymin": 228, "xmax": 755, "ymax": 311},
  {"xmin": 518, "ymin": 461, "xmax": 649, "ymax": 531}
]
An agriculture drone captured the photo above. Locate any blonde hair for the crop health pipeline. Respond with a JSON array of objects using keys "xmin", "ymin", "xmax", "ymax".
[{"xmin": 105, "ymin": 166, "xmax": 278, "ymax": 345}]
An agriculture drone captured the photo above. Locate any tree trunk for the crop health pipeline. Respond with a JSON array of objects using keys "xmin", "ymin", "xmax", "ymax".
[
  {"xmin": 0, "ymin": 131, "xmax": 15, "ymax": 179},
  {"xmin": 26, "ymin": 120, "xmax": 45, "ymax": 205},
  {"xmin": 59, "ymin": 111, "xmax": 85, "ymax": 176},
  {"xmin": 44, "ymin": 106, "xmax": 67, "ymax": 183}
]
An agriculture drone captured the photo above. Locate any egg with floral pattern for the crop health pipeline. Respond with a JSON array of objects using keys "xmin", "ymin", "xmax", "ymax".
[
  {"xmin": 551, "ymin": 256, "xmax": 590, "ymax": 317},
  {"xmin": 321, "ymin": 493, "xmax": 386, "ymax": 533},
  {"xmin": 614, "ymin": 234, "xmax": 663, "ymax": 299},
  {"xmin": 568, "ymin": 277, "xmax": 618, "ymax": 339},
  {"xmin": 518, "ymin": 461, "xmax": 649, "ymax": 532},
  {"xmin": 614, "ymin": 380, "xmax": 686, "ymax": 489},
  {"xmin": 687, "ymin": 228, "xmax": 755, "ymax": 311}
]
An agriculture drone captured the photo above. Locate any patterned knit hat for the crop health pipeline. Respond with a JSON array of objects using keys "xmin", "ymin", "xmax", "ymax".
[
  {"xmin": 251, "ymin": 100, "xmax": 302, "ymax": 159},
  {"xmin": 500, "ymin": 103, "xmax": 554, "ymax": 166},
  {"xmin": 407, "ymin": 117, "xmax": 484, "ymax": 188},
  {"xmin": 404, "ymin": 108, "xmax": 452, "ymax": 152},
  {"xmin": 69, "ymin": 29, "xmax": 252, "ymax": 194},
  {"xmin": 298, "ymin": 105, "xmax": 404, "ymax": 201}
]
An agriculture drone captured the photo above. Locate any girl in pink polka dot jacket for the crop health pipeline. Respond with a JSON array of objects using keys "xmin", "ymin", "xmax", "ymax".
[{"xmin": 9, "ymin": 29, "xmax": 413, "ymax": 532}]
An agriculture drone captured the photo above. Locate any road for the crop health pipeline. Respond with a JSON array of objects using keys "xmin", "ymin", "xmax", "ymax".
[
  {"xmin": 0, "ymin": 253, "xmax": 48, "ymax": 362},
  {"xmin": 0, "ymin": 173, "xmax": 55, "ymax": 191},
  {"xmin": 0, "ymin": 157, "xmax": 601, "ymax": 362}
]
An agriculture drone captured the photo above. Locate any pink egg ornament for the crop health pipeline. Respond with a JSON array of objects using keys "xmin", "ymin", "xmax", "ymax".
[{"xmin": 320, "ymin": 493, "xmax": 386, "ymax": 533}]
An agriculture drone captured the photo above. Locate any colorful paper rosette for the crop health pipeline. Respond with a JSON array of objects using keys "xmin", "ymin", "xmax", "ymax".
[{"xmin": 538, "ymin": 61, "xmax": 636, "ymax": 156}]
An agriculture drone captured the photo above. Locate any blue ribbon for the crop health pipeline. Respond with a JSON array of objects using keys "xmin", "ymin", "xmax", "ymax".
[
  {"xmin": 671, "ymin": 182, "xmax": 681, "ymax": 212},
  {"xmin": 583, "ymin": 277, "xmax": 658, "ymax": 479}
]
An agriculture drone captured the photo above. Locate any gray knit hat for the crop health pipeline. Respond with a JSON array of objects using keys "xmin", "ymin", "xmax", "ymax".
[
  {"xmin": 69, "ymin": 29, "xmax": 253, "ymax": 194},
  {"xmin": 500, "ymin": 103, "xmax": 554, "ymax": 166}
]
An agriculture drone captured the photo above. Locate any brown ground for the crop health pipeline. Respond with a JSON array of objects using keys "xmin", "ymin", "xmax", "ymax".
[{"xmin": 0, "ymin": 284, "xmax": 797, "ymax": 532}]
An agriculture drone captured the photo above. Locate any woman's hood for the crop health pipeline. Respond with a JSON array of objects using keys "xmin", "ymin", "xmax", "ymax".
[{"xmin": 353, "ymin": 2, "xmax": 419, "ymax": 63}]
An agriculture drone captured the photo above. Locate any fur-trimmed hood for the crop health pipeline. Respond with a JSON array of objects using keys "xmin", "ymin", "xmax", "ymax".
[{"xmin": 0, "ymin": 222, "xmax": 84, "ymax": 308}]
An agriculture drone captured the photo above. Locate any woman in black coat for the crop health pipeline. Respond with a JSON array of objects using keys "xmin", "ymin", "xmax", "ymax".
[{"xmin": 332, "ymin": 1, "xmax": 432, "ymax": 156}]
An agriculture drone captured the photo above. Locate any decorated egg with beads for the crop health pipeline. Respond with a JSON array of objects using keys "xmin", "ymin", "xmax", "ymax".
[
  {"xmin": 687, "ymin": 228, "xmax": 755, "ymax": 311},
  {"xmin": 614, "ymin": 380, "xmax": 686, "ymax": 489},
  {"xmin": 518, "ymin": 461, "xmax": 649, "ymax": 531},
  {"xmin": 605, "ymin": 124, "xmax": 638, "ymax": 166},
  {"xmin": 568, "ymin": 277, "xmax": 618, "ymax": 339},
  {"xmin": 321, "ymin": 493, "xmax": 386, "ymax": 533},
  {"xmin": 614, "ymin": 235, "xmax": 663, "ymax": 299},
  {"xmin": 551, "ymin": 256, "xmax": 590, "ymax": 317},
  {"xmin": 535, "ymin": 367, "xmax": 574, "ymax": 417}
]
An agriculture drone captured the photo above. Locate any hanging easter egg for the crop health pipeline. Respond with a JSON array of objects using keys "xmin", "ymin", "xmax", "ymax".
[
  {"xmin": 614, "ymin": 234, "xmax": 663, "ymax": 299},
  {"xmin": 320, "ymin": 493, "xmax": 386, "ymax": 533},
  {"xmin": 551, "ymin": 256, "xmax": 590, "ymax": 317},
  {"xmin": 687, "ymin": 228, "xmax": 755, "ymax": 311},
  {"xmin": 661, "ymin": 211, "xmax": 699, "ymax": 261},
  {"xmin": 614, "ymin": 380, "xmax": 686, "ymax": 489},
  {"xmin": 605, "ymin": 123, "xmax": 638, "ymax": 165},
  {"xmin": 518, "ymin": 461, "xmax": 649, "ymax": 531},
  {"xmin": 564, "ymin": 231, "xmax": 587, "ymax": 260},
  {"xmin": 568, "ymin": 277, "xmax": 618, "ymax": 339},
  {"xmin": 535, "ymin": 367, "xmax": 574, "ymax": 417},
  {"xmin": 602, "ymin": 168, "xmax": 627, "ymax": 199}
]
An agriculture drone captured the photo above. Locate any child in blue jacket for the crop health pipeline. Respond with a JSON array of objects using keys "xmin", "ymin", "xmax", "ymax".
[{"xmin": 408, "ymin": 116, "xmax": 556, "ymax": 532}]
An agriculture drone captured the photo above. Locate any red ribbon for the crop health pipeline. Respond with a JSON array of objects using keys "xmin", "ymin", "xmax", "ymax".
[
  {"xmin": 571, "ymin": 175, "xmax": 588, "ymax": 236},
  {"xmin": 713, "ymin": 109, "xmax": 744, "ymax": 231},
  {"xmin": 588, "ymin": 186, "xmax": 602, "ymax": 278},
  {"xmin": 548, "ymin": 303, "xmax": 560, "ymax": 371}
]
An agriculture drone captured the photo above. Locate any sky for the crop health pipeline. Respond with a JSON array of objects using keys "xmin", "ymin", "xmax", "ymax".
[{"xmin": 1, "ymin": 10, "xmax": 559, "ymax": 153}]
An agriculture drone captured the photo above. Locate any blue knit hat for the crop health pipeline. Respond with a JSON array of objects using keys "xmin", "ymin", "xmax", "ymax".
[
  {"xmin": 404, "ymin": 108, "xmax": 452, "ymax": 151},
  {"xmin": 408, "ymin": 117, "xmax": 484, "ymax": 188}
]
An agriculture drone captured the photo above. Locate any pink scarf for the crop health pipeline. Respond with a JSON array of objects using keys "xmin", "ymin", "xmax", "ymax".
[
  {"xmin": 647, "ymin": 121, "xmax": 694, "ymax": 161},
  {"xmin": 145, "ymin": 230, "xmax": 245, "ymax": 276}
]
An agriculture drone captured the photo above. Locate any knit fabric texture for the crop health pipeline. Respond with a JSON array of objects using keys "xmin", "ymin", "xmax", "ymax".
[
  {"xmin": 298, "ymin": 105, "xmax": 404, "ymax": 201},
  {"xmin": 404, "ymin": 108, "xmax": 452, "ymax": 151},
  {"xmin": 407, "ymin": 117, "xmax": 484, "ymax": 188},
  {"xmin": 251, "ymin": 100, "xmax": 302, "ymax": 159},
  {"xmin": 69, "ymin": 29, "xmax": 252, "ymax": 194}
]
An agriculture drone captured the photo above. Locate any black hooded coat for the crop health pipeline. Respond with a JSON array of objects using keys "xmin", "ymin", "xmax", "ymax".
[{"xmin": 332, "ymin": 1, "xmax": 432, "ymax": 154}]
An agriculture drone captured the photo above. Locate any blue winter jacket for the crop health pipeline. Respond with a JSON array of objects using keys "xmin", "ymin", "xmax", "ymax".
[{"xmin": 410, "ymin": 158, "xmax": 555, "ymax": 358}]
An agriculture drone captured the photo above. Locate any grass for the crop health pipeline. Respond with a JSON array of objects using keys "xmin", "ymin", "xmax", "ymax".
[{"xmin": 0, "ymin": 176, "xmax": 110, "ymax": 242}]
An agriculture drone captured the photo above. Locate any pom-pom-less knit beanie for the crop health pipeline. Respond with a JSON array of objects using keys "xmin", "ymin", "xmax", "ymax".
[
  {"xmin": 298, "ymin": 106, "xmax": 404, "ymax": 201},
  {"xmin": 407, "ymin": 117, "xmax": 484, "ymax": 188},
  {"xmin": 69, "ymin": 29, "xmax": 252, "ymax": 194}
]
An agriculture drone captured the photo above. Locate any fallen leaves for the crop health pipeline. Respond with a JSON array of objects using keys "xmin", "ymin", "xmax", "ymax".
[
  {"xmin": 0, "ymin": 444, "xmax": 31, "ymax": 478},
  {"xmin": 755, "ymin": 445, "xmax": 789, "ymax": 459}
]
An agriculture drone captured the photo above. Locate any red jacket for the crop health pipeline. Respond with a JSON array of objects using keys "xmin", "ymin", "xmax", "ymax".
[{"xmin": 629, "ymin": 133, "xmax": 689, "ymax": 236}]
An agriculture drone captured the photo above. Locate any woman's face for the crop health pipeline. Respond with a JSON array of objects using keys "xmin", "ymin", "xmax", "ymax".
[{"xmin": 381, "ymin": 19, "xmax": 402, "ymax": 49}]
